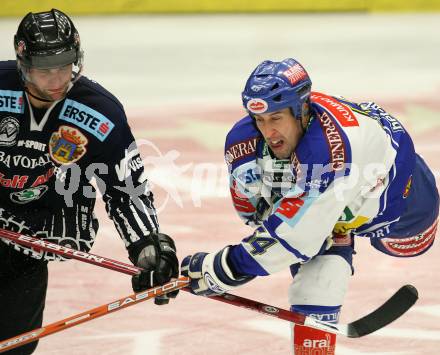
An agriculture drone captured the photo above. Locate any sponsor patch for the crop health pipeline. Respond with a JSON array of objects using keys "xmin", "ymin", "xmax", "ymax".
[
  {"xmin": 236, "ymin": 167, "xmax": 260, "ymax": 184},
  {"xmin": 311, "ymin": 92, "xmax": 358, "ymax": 127},
  {"xmin": 0, "ymin": 151, "xmax": 51, "ymax": 169},
  {"xmin": 10, "ymin": 185, "xmax": 48, "ymax": 204},
  {"xmin": 403, "ymin": 175, "xmax": 412, "ymax": 198},
  {"xmin": 49, "ymin": 125, "xmax": 88, "ymax": 164},
  {"xmin": 0, "ymin": 169, "xmax": 54, "ymax": 189},
  {"xmin": 275, "ymin": 195, "xmax": 305, "ymax": 220},
  {"xmin": 246, "ymin": 98, "xmax": 268, "ymax": 114},
  {"xmin": 225, "ymin": 137, "xmax": 258, "ymax": 167},
  {"xmin": 59, "ymin": 99, "xmax": 114, "ymax": 141},
  {"xmin": 17, "ymin": 139, "xmax": 46, "ymax": 151},
  {"xmin": 0, "ymin": 90, "xmax": 24, "ymax": 114},
  {"xmin": 0, "ymin": 116, "xmax": 19, "ymax": 147},
  {"xmin": 293, "ymin": 327, "xmax": 335, "ymax": 353},
  {"xmin": 0, "ymin": 172, "xmax": 28, "ymax": 189},
  {"xmin": 334, "ymin": 208, "xmax": 369, "ymax": 234},
  {"xmin": 317, "ymin": 111, "xmax": 346, "ymax": 171},
  {"xmin": 379, "ymin": 218, "xmax": 437, "ymax": 257},
  {"xmin": 282, "ymin": 63, "xmax": 308, "ymax": 85}
]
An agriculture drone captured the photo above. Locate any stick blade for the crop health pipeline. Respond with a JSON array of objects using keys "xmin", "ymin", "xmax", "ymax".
[{"xmin": 346, "ymin": 284, "xmax": 418, "ymax": 338}]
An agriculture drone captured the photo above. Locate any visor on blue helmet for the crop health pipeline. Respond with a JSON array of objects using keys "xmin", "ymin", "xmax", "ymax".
[{"xmin": 242, "ymin": 58, "xmax": 312, "ymax": 119}]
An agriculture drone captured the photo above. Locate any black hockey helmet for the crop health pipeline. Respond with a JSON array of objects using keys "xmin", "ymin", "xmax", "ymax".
[{"xmin": 14, "ymin": 9, "xmax": 83, "ymax": 77}]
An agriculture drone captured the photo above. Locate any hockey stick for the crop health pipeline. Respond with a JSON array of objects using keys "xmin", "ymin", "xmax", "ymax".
[
  {"xmin": 0, "ymin": 277, "xmax": 189, "ymax": 353},
  {"xmin": 0, "ymin": 228, "xmax": 141, "ymax": 275},
  {"xmin": 210, "ymin": 284, "xmax": 418, "ymax": 338},
  {"xmin": 0, "ymin": 229, "xmax": 418, "ymax": 338}
]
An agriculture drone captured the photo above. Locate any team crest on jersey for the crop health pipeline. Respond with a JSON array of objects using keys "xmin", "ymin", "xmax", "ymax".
[
  {"xmin": 0, "ymin": 116, "xmax": 19, "ymax": 147},
  {"xmin": 10, "ymin": 185, "xmax": 48, "ymax": 204},
  {"xmin": 49, "ymin": 125, "xmax": 88, "ymax": 164}
]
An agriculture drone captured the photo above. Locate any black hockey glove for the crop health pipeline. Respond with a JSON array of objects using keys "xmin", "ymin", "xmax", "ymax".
[{"xmin": 129, "ymin": 233, "xmax": 179, "ymax": 305}]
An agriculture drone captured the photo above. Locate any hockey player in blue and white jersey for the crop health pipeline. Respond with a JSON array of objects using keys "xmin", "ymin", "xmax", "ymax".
[
  {"xmin": 0, "ymin": 9, "xmax": 179, "ymax": 354},
  {"xmin": 182, "ymin": 58, "xmax": 439, "ymax": 354}
]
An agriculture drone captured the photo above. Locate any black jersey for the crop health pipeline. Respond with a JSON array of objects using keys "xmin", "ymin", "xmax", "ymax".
[{"xmin": 0, "ymin": 60, "xmax": 158, "ymax": 260}]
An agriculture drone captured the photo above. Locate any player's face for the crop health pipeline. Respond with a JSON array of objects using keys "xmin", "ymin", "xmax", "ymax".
[
  {"xmin": 26, "ymin": 64, "xmax": 72, "ymax": 102},
  {"xmin": 254, "ymin": 108, "xmax": 303, "ymax": 159}
]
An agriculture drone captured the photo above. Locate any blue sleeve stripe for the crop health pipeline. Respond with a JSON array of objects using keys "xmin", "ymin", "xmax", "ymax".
[{"xmin": 228, "ymin": 244, "xmax": 269, "ymax": 276}]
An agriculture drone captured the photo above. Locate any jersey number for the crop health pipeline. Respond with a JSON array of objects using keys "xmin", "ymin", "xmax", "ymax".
[{"xmin": 249, "ymin": 235, "xmax": 277, "ymax": 255}]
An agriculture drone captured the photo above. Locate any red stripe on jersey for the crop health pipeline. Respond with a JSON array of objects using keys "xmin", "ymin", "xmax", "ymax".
[
  {"xmin": 230, "ymin": 180, "xmax": 256, "ymax": 213},
  {"xmin": 311, "ymin": 92, "xmax": 359, "ymax": 127}
]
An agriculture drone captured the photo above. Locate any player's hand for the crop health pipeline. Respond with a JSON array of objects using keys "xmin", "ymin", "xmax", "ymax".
[
  {"xmin": 130, "ymin": 233, "xmax": 179, "ymax": 305},
  {"xmin": 181, "ymin": 246, "xmax": 254, "ymax": 296}
]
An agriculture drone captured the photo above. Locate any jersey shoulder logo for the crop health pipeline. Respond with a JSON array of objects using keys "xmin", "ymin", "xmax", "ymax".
[
  {"xmin": 225, "ymin": 137, "xmax": 258, "ymax": 167},
  {"xmin": 311, "ymin": 92, "xmax": 358, "ymax": 127},
  {"xmin": 0, "ymin": 90, "xmax": 25, "ymax": 114},
  {"xmin": 49, "ymin": 125, "xmax": 88, "ymax": 164},
  {"xmin": 58, "ymin": 99, "xmax": 115, "ymax": 141}
]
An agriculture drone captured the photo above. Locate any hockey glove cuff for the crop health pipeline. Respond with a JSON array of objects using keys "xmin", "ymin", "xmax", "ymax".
[{"xmin": 181, "ymin": 246, "xmax": 254, "ymax": 296}]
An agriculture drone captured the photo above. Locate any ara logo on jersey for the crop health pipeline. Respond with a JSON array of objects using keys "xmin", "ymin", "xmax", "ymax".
[
  {"xmin": 0, "ymin": 116, "xmax": 19, "ymax": 147},
  {"xmin": 0, "ymin": 90, "xmax": 24, "ymax": 114},
  {"xmin": 49, "ymin": 125, "xmax": 88, "ymax": 164},
  {"xmin": 10, "ymin": 185, "xmax": 48, "ymax": 204},
  {"xmin": 59, "ymin": 99, "xmax": 114, "ymax": 141}
]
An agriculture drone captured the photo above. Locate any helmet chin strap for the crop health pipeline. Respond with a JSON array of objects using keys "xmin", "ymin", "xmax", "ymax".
[{"xmin": 24, "ymin": 86, "xmax": 54, "ymax": 103}]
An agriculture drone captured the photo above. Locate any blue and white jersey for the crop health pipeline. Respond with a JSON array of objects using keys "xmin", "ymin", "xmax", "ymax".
[{"xmin": 224, "ymin": 91, "xmax": 430, "ymax": 276}]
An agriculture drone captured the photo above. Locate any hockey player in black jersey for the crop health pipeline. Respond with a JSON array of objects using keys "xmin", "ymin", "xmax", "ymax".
[{"xmin": 0, "ymin": 9, "xmax": 179, "ymax": 354}]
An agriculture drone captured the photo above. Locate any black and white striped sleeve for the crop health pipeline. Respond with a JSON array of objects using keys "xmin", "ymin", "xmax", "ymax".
[{"xmin": 96, "ymin": 119, "xmax": 160, "ymax": 252}]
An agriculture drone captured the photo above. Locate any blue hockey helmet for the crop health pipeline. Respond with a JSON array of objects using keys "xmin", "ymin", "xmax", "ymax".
[{"xmin": 242, "ymin": 58, "xmax": 312, "ymax": 118}]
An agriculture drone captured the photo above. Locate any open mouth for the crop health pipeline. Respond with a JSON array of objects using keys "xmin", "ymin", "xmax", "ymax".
[{"xmin": 269, "ymin": 139, "xmax": 284, "ymax": 150}]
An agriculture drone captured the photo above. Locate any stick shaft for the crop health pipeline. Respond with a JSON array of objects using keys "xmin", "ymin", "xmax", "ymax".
[
  {"xmin": 0, "ymin": 277, "xmax": 189, "ymax": 353},
  {"xmin": 0, "ymin": 228, "xmax": 141, "ymax": 275},
  {"xmin": 208, "ymin": 291, "xmax": 306, "ymax": 324}
]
